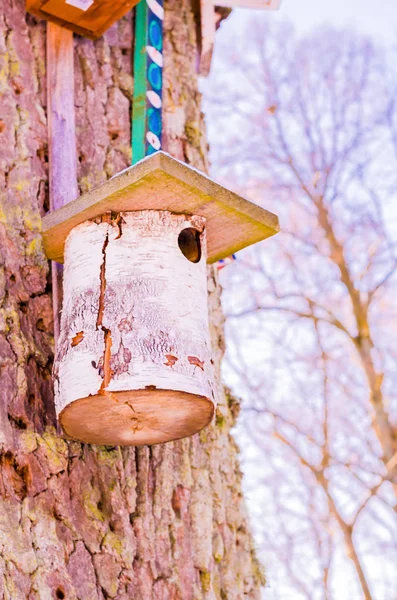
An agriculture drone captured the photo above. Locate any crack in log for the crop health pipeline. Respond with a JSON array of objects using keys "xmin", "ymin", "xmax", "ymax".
[
  {"xmin": 111, "ymin": 211, "xmax": 124, "ymax": 239},
  {"xmin": 95, "ymin": 217, "xmax": 125, "ymax": 394},
  {"xmin": 96, "ymin": 229, "xmax": 113, "ymax": 394},
  {"xmin": 96, "ymin": 231, "xmax": 109, "ymax": 330},
  {"xmin": 99, "ymin": 327, "xmax": 112, "ymax": 392}
]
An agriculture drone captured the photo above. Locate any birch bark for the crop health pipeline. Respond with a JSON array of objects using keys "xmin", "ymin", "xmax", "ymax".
[{"xmin": 55, "ymin": 211, "xmax": 215, "ymax": 445}]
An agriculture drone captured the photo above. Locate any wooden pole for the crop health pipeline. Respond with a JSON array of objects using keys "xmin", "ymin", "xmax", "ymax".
[
  {"xmin": 47, "ymin": 23, "xmax": 79, "ymax": 343},
  {"xmin": 132, "ymin": 0, "xmax": 164, "ymax": 163}
]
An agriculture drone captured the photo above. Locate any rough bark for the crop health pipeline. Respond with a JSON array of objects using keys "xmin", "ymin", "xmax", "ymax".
[{"xmin": 0, "ymin": 0, "xmax": 263, "ymax": 598}]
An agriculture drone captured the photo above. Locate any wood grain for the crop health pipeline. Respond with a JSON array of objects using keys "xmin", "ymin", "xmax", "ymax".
[
  {"xmin": 42, "ymin": 151, "xmax": 280, "ymax": 264},
  {"xmin": 60, "ymin": 389, "xmax": 215, "ymax": 445},
  {"xmin": 47, "ymin": 23, "xmax": 79, "ymax": 343},
  {"xmin": 47, "ymin": 23, "xmax": 78, "ymax": 211}
]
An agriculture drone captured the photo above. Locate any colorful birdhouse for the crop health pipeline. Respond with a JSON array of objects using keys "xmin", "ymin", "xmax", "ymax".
[
  {"xmin": 42, "ymin": 152, "xmax": 279, "ymax": 446},
  {"xmin": 26, "ymin": 0, "xmax": 141, "ymax": 38}
]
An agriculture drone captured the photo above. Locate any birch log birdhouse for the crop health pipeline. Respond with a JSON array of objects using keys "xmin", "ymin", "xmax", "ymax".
[{"xmin": 42, "ymin": 152, "xmax": 279, "ymax": 446}]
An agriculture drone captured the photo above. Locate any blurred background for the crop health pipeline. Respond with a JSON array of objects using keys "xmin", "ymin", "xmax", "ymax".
[{"xmin": 202, "ymin": 1, "xmax": 397, "ymax": 598}]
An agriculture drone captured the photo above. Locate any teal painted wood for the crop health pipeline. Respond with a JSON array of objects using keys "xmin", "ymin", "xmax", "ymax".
[{"xmin": 132, "ymin": 0, "xmax": 164, "ymax": 164}]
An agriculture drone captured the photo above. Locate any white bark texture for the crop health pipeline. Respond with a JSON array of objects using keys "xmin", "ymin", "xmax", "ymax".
[{"xmin": 54, "ymin": 210, "xmax": 215, "ymax": 444}]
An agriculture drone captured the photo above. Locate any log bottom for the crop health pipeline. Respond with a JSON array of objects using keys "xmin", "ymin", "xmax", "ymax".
[{"xmin": 59, "ymin": 389, "xmax": 214, "ymax": 446}]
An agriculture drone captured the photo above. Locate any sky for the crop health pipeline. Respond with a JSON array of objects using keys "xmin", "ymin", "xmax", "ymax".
[
  {"xmin": 266, "ymin": 0, "xmax": 397, "ymax": 40},
  {"xmin": 222, "ymin": 0, "xmax": 397, "ymax": 42}
]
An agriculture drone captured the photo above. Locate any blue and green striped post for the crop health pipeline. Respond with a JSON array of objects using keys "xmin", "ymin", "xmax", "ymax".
[{"xmin": 132, "ymin": 0, "xmax": 164, "ymax": 164}]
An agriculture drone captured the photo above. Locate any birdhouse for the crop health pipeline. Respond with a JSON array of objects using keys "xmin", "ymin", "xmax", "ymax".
[
  {"xmin": 42, "ymin": 152, "xmax": 279, "ymax": 446},
  {"xmin": 26, "ymin": 0, "xmax": 142, "ymax": 38}
]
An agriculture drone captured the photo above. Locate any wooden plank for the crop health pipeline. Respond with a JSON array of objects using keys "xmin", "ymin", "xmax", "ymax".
[
  {"xmin": 196, "ymin": 0, "xmax": 280, "ymax": 77},
  {"xmin": 27, "ymin": 0, "xmax": 140, "ymax": 39},
  {"xmin": 198, "ymin": 0, "xmax": 216, "ymax": 77},
  {"xmin": 47, "ymin": 24, "xmax": 79, "ymax": 342},
  {"xmin": 215, "ymin": 0, "xmax": 281, "ymax": 8},
  {"xmin": 132, "ymin": 0, "xmax": 164, "ymax": 163},
  {"xmin": 42, "ymin": 151, "xmax": 280, "ymax": 264},
  {"xmin": 47, "ymin": 23, "xmax": 79, "ymax": 210}
]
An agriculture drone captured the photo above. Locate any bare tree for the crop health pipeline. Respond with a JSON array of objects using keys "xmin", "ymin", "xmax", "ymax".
[{"xmin": 204, "ymin": 15, "xmax": 397, "ymax": 600}]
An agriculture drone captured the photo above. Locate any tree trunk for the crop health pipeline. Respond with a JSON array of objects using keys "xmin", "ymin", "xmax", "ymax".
[{"xmin": 0, "ymin": 1, "xmax": 263, "ymax": 599}]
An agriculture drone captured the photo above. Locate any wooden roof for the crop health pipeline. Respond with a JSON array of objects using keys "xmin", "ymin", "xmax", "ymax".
[{"xmin": 42, "ymin": 151, "xmax": 279, "ymax": 264}]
